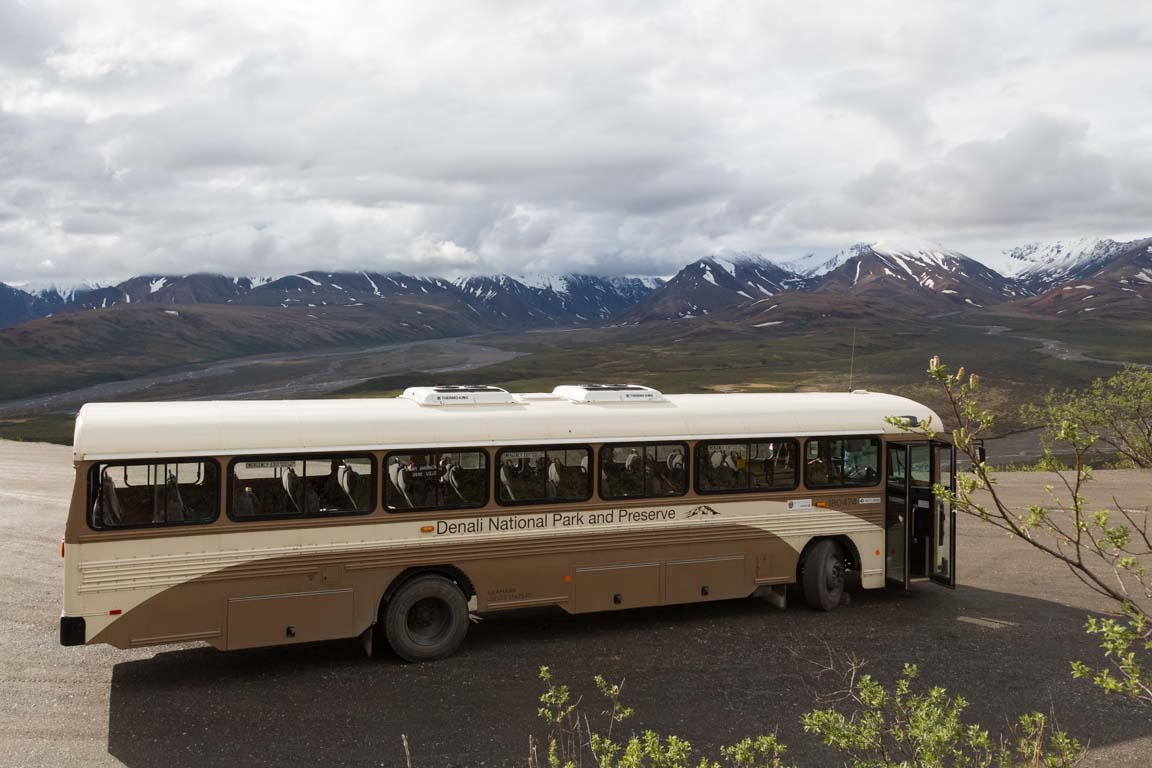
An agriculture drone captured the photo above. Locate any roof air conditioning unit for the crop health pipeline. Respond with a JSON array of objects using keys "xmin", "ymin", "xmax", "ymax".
[
  {"xmin": 399, "ymin": 385, "xmax": 516, "ymax": 406},
  {"xmin": 551, "ymin": 384, "xmax": 667, "ymax": 403}
]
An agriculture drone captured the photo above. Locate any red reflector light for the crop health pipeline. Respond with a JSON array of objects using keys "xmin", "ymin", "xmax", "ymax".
[
  {"xmin": 109, "ymin": 609, "xmax": 122, "ymax": 616},
  {"xmin": 60, "ymin": 539, "xmax": 65, "ymax": 558}
]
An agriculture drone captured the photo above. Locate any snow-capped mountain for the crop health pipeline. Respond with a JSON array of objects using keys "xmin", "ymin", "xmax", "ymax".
[
  {"xmin": 625, "ymin": 253, "xmax": 797, "ymax": 321},
  {"xmin": 16, "ymin": 280, "xmax": 104, "ymax": 303},
  {"xmin": 455, "ymin": 273, "xmax": 665, "ymax": 322},
  {"xmin": 237, "ymin": 272, "xmax": 458, "ymax": 309},
  {"xmin": 810, "ymin": 241, "xmax": 1024, "ymax": 308},
  {"xmin": 1024, "ymin": 237, "xmax": 1152, "ymax": 318},
  {"xmin": 1004, "ymin": 237, "xmax": 1133, "ymax": 292}
]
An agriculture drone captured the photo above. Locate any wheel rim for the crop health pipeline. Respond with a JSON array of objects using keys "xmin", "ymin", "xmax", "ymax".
[
  {"xmin": 406, "ymin": 597, "xmax": 452, "ymax": 646},
  {"xmin": 824, "ymin": 555, "xmax": 845, "ymax": 593}
]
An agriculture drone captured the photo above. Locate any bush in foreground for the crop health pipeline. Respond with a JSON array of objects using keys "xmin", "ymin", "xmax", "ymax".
[{"xmin": 522, "ymin": 665, "xmax": 1083, "ymax": 768}]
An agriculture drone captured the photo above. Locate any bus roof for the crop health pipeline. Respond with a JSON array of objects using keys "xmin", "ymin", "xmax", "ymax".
[{"xmin": 72, "ymin": 391, "xmax": 943, "ymax": 461}]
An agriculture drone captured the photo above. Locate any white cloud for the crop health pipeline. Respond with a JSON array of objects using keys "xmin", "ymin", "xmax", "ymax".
[{"xmin": 1, "ymin": 0, "xmax": 1151, "ymax": 283}]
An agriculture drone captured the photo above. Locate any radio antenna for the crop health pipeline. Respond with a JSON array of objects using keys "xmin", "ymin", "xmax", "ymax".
[{"xmin": 848, "ymin": 326, "xmax": 857, "ymax": 391}]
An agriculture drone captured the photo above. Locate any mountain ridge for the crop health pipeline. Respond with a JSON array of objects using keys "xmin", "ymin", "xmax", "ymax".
[{"xmin": 4, "ymin": 235, "xmax": 1150, "ymax": 330}]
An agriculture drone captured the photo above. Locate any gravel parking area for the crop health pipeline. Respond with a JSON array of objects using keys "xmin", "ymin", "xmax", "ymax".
[{"xmin": 1, "ymin": 439, "xmax": 1150, "ymax": 767}]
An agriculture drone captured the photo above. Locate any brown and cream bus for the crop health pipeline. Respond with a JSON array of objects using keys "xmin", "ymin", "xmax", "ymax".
[{"xmin": 60, "ymin": 384, "xmax": 955, "ymax": 662}]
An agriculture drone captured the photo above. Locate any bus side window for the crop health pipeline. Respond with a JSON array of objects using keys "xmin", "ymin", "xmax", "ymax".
[
  {"xmin": 229, "ymin": 455, "xmax": 375, "ymax": 520},
  {"xmin": 600, "ymin": 443, "xmax": 688, "ymax": 500},
  {"xmin": 385, "ymin": 450, "xmax": 487, "ymax": 512},
  {"xmin": 805, "ymin": 437, "xmax": 881, "ymax": 488},
  {"xmin": 697, "ymin": 442, "xmax": 747, "ymax": 492},
  {"xmin": 497, "ymin": 446, "xmax": 591, "ymax": 505},
  {"xmin": 697, "ymin": 439, "xmax": 799, "ymax": 494},
  {"xmin": 90, "ymin": 461, "xmax": 218, "ymax": 529}
]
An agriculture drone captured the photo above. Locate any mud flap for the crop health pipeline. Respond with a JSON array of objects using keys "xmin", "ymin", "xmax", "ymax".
[
  {"xmin": 754, "ymin": 584, "xmax": 787, "ymax": 609},
  {"xmin": 360, "ymin": 625, "xmax": 375, "ymax": 657}
]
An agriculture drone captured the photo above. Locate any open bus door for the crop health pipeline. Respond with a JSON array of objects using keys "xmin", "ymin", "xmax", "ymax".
[{"xmin": 885, "ymin": 441, "xmax": 956, "ymax": 589}]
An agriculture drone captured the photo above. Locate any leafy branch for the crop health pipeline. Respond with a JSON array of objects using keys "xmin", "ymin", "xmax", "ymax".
[{"xmin": 891, "ymin": 357, "xmax": 1152, "ymax": 705}]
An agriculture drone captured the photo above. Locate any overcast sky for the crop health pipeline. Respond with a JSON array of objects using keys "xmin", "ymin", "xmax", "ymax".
[{"xmin": 3, "ymin": 0, "xmax": 1151, "ymax": 284}]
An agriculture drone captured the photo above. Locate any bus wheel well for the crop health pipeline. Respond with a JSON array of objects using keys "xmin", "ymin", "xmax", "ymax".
[
  {"xmin": 797, "ymin": 536, "xmax": 861, "ymax": 578},
  {"xmin": 381, "ymin": 565, "xmax": 476, "ymax": 609}
]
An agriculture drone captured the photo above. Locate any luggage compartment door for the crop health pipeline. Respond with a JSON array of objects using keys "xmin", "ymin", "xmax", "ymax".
[
  {"xmin": 226, "ymin": 588, "xmax": 355, "ymax": 649},
  {"xmin": 665, "ymin": 555, "xmax": 747, "ymax": 604},
  {"xmin": 573, "ymin": 562, "xmax": 661, "ymax": 613}
]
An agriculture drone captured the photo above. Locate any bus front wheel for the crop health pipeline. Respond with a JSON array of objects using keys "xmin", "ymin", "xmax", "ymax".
[
  {"xmin": 801, "ymin": 539, "xmax": 846, "ymax": 611},
  {"xmin": 383, "ymin": 574, "xmax": 470, "ymax": 662}
]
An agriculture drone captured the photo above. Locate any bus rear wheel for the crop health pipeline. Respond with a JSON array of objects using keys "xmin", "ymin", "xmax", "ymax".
[
  {"xmin": 801, "ymin": 539, "xmax": 846, "ymax": 611},
  {"xmin": 383, "ymin": 574, "xmax": 470, "ymax": 662}
]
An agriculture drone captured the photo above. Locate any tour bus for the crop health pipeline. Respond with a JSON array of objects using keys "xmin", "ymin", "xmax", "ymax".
[{"xmin": 60, "ymin": 385, "xmax": 955, "ymax": 662}]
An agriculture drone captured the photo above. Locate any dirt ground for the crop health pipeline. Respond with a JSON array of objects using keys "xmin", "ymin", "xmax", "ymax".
[{"xmin": 1, "ymin": 439, "xmax": 1150, "ymax": 767}]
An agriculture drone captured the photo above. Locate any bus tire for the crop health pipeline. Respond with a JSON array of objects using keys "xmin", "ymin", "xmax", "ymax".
[
  {"xmin": 801, "ymin": 539, "xmax": 846, "ymax": 612},
  {"xmin": 383, "ymin": 574, "xmax": 470, "ymax": 662}
]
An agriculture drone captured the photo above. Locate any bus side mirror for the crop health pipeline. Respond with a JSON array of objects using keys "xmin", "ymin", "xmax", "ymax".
[{"xmin": 974, "ymin": 439, "xmax": 987, "ymax": 464}]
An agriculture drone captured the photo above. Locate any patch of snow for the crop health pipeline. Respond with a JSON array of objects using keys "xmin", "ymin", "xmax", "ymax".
[
  {"xmin": 163, "ymin": 310, "xmax": 179, "ymax": 316},
  {"xmin": 149, "ymin": 277, "xmax": 168, "ymax": 293},
  {"xmin": 941, "ymin": 289, "xmax": 957, "ymax": 294},
  {"xmin": 754, "ymin": 320, "xmax": 784, "ymax": 327},
  {"xmin": 964, "ymin": 298, "xmax": 983, "ymax": 307},
  {"xmin": 294, "ymin": 274, "xmax": 322, "ymax": 287},
  {"xmin": 512, "ymin": 274, "xmax": 565, "ymax": 292},
  {"xmin": 13, "ymin": 280, "xmax": 106, "ymax": 301},
  {"xmin": 363, "ymin": 272, "xmax": 382, "ymax": 296}
]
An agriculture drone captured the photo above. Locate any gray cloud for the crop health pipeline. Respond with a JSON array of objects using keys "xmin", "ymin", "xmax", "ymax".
[{"xmin": 2, "ymin": 1, "xmax": 1152, "ymax": 284}]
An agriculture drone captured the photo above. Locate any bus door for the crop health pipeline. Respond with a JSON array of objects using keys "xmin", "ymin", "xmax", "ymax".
[{"xmin": 885, "ymin": 442, "xmax": 956, "ymax": 589}]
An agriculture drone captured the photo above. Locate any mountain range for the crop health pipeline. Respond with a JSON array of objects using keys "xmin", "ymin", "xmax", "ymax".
[{"xmin": 2, "ymin": 236, "xmax": 1149, "ymax": 333}]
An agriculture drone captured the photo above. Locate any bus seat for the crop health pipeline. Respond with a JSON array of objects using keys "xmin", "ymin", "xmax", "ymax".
[
  {"xmin": 233, "ymin": 486, "xmax": 256, "ymax": 517},
  {"xmin": 389, "ymin": 460, "xmax": 413, "ymax": 508},
  {"xmin": 282, "ymin": 468, "xmax": 303, "ymax": 513},
  {"xmin": 499, "ymin": 463, "xmax": 516, "ymax": 501},
  {"xmin": 444, "ymin": 463, "xmax": 467, "ymax": 502},
  {"xmin": 163, "ymin": 472, "xmax": 186, "ymax": 523},
  {"xmin": 337, "ymin": 463, "xmax": 359, "ymax": 507},
  {"xmin": 100, "ymin": 475, "xmax": 125, "ymax": 526}
]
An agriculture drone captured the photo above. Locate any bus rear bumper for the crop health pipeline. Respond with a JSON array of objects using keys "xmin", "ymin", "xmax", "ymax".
[{"xmin": 59, "ymin": 615, "xmax": 86, "ymax": 646}]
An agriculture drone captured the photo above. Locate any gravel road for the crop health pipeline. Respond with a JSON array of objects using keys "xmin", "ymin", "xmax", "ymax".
[{"xmin": 2, "ymin": 440, "xmax": 1150, "ymax": 767}]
